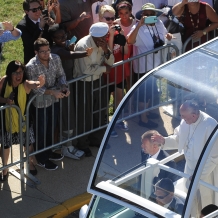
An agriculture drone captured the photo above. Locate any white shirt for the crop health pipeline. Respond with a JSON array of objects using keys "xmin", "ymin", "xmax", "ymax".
[
  {"xmin": 150, "ymin": 148, "xmax": 161, "ymax": 159},
  {"xmin": 127, "ymin": 19, "xmax": 167, "ymax": 73}
]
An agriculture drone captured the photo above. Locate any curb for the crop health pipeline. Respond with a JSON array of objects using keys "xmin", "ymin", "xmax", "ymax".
[{"xmin": 31, "ymin": 192, "xmax": 92, "ymax": 218}]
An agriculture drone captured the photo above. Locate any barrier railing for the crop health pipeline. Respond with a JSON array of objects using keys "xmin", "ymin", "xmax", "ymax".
[
  {"xmin": 0, "ymin": 43, "xmax": 179, "ymax": 186},
  {"xmin": 182, "ymin": 29, "xmax": 218, "ymax": 53}
]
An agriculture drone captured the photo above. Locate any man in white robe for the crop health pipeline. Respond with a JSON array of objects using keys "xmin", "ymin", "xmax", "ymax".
[{"xmin": 152, "ymin": 100, "xmax": 218, "ymax": 216}]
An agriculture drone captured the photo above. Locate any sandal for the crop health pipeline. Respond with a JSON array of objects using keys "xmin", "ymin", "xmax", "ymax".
[{"xmin": 0, "ymin": 171, "xmax": 9, "ymax": 182}]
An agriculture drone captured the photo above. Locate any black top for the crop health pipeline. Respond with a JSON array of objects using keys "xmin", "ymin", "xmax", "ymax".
[{"xmin": 17, "ymin": 15, "xmax": 52, "ymax": 64}]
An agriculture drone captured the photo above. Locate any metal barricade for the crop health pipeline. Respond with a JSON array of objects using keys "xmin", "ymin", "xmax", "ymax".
[
  {"xmin": 182, "ymin": 29, "xmax": 218, "ymax": 53},
  {"xmin": 0, "ymin": 104, "xmax": 38, "ymax": 187},
  {"xmin": 0, "ymin": 43, "xmax": 179, "ymax": 187}
]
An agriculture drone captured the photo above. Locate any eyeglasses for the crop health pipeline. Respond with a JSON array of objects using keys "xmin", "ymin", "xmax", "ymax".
[
  {"xmin": 29, "ymin": 6, "xmax": 43, "ymax": 13},
  {"xmin": 54, "ymin": 34, "xmax": 67, "ymax": 40},
  {"xmin": 156, "ymin": 194, "xmax": 169, "ymax": 199},
  {"xmin": 38, "ymin": 49, "xmax": 51, "ymax": 54},
  {"xmin": 104, "ymin": 17, "xmax": 115, "ymax": 21},
  {"xmin": 12, "ymin": 70, "xmax": 24, "ymax": 76}
]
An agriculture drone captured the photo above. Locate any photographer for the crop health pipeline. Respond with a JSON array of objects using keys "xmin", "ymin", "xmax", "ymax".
[
  {"xmin": 127, "ymin": 3, "xmax": 172, "ymax": 128},
  {"xmin": 99, "ymin": 5, "xmax": 129, "ymax": 137}
]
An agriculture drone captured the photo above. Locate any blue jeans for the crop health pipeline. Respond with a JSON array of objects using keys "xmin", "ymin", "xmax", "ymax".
[{"xmin": 33, "ymin": 103, "xmax": 59, "ymax": 163}]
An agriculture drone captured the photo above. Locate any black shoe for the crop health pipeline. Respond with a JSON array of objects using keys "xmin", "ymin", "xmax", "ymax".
[
  {"xmin": 147, "ymin": 112, "xmax": 160, "ymax": 119},
  {"xmin": 49, "ymin": 152, "xmax": 64, "ymax": 161},
  {"xmin": 80, "ymin": 148, "xmax": 92, "ymax": 157},
  {"xmin": 138, "ymin": 120, "xmax": 158, "ymax": 128},
  {"xmin": 37, "ymin": 160, "xmax": 58, "ymax": 170},
  {"xmin": 29, "ymin": 165, "xmax": 37, "ymax": 176},
  {"xmin": 0, "ymin": 171, "xmax": 9, "ymax": 182}
]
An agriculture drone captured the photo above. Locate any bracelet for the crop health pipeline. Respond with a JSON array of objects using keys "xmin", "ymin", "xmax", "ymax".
[{"xmin": 10, "ymin": 26, "xmax": 14, "ymax": 32}]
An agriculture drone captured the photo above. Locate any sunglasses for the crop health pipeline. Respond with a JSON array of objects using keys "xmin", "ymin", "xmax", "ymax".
[
  {"xmin": 12, "ymin": 70, "xmax": 24, "ymax": 76},
  {"xmin": 155, "ymin": 193, "xmax": 169, "ymax": 199},
  {"xmin": 104, "ymin": 17, "xmax": 115, "ymax": 21},
  {"xmin": 29, "ymin": 6, "xmax": 43, "ymax": 13}
]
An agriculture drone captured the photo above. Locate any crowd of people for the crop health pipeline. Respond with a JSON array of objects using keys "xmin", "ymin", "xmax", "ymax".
[
  {"xmin": 0, "ymin": 0, "xmax": 217, "ymax": 193},
  {"xmin": 1, "ymin": 0, "xmax": 218, "ymax": 216}
]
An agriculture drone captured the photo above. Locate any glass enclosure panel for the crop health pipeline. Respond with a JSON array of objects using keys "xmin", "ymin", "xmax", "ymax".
[
  {"xmin": 91, "ymin": 40, "xmax": 218, "ymax": 217},
  {"xmin": 87, "ymin": 196, "xmax": 148, "ymax": 218},
  {"xmin": 204, "ymin": 39, "xmax": 218, "ymax": 54}
]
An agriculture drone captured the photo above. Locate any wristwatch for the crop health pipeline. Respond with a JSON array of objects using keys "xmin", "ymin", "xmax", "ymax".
[
  {"xmin": 104, "ymin": 50, "xmax": 111, "ymax": 58},
  {"xmin": 203, "ymin": 30, "xmax": 207, "ymax": 35}
]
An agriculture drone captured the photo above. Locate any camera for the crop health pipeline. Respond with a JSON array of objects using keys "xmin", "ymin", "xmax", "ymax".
[
  {"xmin": 62, "ymin": 90, "xmax": 67, "ymax": 95},
  {"xmin": 144, "ymin": 16, "xmax": 158, "ymax": 24},
  {"xmin": 114, "ymin": 25, "xmax": 121, "ymax": 32},
  {"xmin": 154, "ymin": 39, "xmax": 165, "ymax": 53}
]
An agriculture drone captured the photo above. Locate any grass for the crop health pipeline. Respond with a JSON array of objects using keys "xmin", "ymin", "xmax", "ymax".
[{"xmin": 0, "ymin": 0, "xmax": 24, "ymax": 77}]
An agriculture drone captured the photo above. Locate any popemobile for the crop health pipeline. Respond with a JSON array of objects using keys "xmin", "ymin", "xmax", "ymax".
[{"xmin": 80, "ymin": 37, "xmax": 218, "ymax": 218}]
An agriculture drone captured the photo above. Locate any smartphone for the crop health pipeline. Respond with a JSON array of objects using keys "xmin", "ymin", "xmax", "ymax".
[
  {"xmin": 188, "ymin": 0, "xmax": 199, "ymax": 2},
  {"xmin": 144, "ymin": 16, "xmax": 158, "ymax": 24},
  {"xmin": 42, "ymin": 9, "xmax": 49, "ymax": 17},
  {"xmin": 69, "ymin": 36, "xmax": 77, "ymax": 45},
  {"xmin": 0, "ymin": 22, "xmax": 4, "ymax": 31}
]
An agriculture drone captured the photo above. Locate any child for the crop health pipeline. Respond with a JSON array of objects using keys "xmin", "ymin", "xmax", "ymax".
[{"xmin": 115, "ymin": 1, "xmax": 136, "ymax": 91}]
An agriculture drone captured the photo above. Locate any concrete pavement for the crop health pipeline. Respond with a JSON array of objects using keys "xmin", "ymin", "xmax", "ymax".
[{"xmin": 0, "ymin": 146, "xmax": 99, "ymax": 218}]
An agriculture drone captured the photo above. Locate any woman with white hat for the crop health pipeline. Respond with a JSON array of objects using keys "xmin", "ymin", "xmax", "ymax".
[{"xmin": 127, "ymin": 3, "xmax": 172, "ymax": 128}]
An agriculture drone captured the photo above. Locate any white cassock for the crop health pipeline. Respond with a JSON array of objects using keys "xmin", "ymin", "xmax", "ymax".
[{"xmin": 163, "ymin": 111, "xmax": 218, "ymax": 216}]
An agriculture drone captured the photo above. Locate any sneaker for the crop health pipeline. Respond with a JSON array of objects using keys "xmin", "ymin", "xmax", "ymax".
[
  {"xmin": 138, "ymin": 120, "xmax": 158, "ymax": 128},
  {"xmin": 61, "ymin": 146, "xmax": 84, "ymax": 160},
  {"xmin": 37, "ymin": 160, "xmax": 58, "ymax": 171},
  {"xmin": 49, "ymin": 152, "xmax": 64, "ymax": 161},
  {"xmin": 116, "ymin": 121, "xmax": 129, "ymax": 131},
  {"xmin": 110, "ymin": 130, "xmax": 118, "ymax": 138}
]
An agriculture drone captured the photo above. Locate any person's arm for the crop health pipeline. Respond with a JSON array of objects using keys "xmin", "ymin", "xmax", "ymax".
[
  {"xmin": 26, "ymin": 65, "xmax": 46, "ymax": 95},
  {"xmin": 24, "ymin": 74, "xmax": 45, "ymax": 94},
  {"xmin": 172, "ymin": 0, "xmax": 188, "ymax": 17},
  {"xmin": 151, "ymin": 126, "xmax": 180, "ymax": 150},
  {"xmin": 0, "ymin": 77, "xmax": 13, "ymax": 105},
  {"xmin": 127, "ymin": 17, "xmax": 144, "ymax": 44},
  {"xmin": 55, "ymin": 47, "xmax": 90, "ymax": 60},
  {"xmin": 204, "ymin": 4, "xmax": 218, "ymax": 33},
  {"xmin": 108, "ymin": 26, "xmax": 116, "ymax": 51},
  {"xmin": 63, "ymin": 12, "xmax": 91, "ymax": 32},
  {"xmin": 192, "ymin": 4, "xmax": 218, "ymax": 39},
  {"xmin": 2, "ymin": 21, "xmax": 21, "ymax": 37},
  {"xmin": 48, "ymin": 0, "xmax": 62, "ymax": 24}
]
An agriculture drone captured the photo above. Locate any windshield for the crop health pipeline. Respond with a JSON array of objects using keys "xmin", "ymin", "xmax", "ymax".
[{"xmin": 89, "ymin": 39, "xmax": 218, "ymax": 217}]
